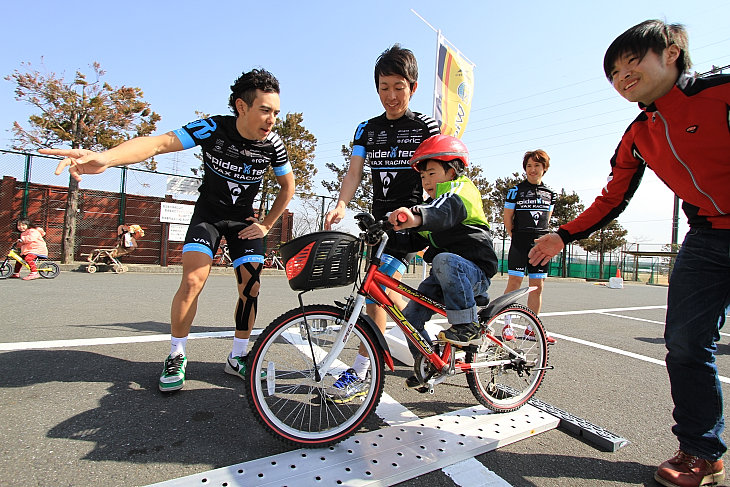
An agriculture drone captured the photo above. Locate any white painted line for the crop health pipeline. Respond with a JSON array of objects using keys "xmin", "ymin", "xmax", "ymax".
[
  {"xmin": 443, "ymin": 458, "xmax": 512, "ymax": 487},
  {"xmin": 376, "ymin": 392, "xmax": 420, "ymax": 425},
  {"xmin": 0, "ymin": 329, "xmax": 261, "ymax": 352},
  {"xmin": 598, "ymin": 312, "xmax": 665, "ymax": 325},
  {"xmin": 539, "ymin": 305, "xmax": 667, "ymax": 317}
]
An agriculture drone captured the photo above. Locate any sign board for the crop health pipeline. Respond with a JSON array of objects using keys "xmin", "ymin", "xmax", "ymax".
[
  {"xmin": 160, "ymin": 202, "xmax": 195, "ymax": 224},
  {"xmin": 168, "ymin": 224, "xmax": 189, "ymax": 242},
  {"xmin": 166, "ymin": 175, "xmax": 201, "ymax": 195}
]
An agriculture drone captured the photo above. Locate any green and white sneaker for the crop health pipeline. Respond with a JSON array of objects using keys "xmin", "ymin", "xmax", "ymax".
[
  {"xmin": 224, "ymin": 355, "xmax": 247, "ymax": 380},
  {"xmin": 225, "ymin": 355, "xmax": 267, "ymax": 379},
  {"xmin": 159, "ymin": 354, "xmax": 187, "ymax": 392}
]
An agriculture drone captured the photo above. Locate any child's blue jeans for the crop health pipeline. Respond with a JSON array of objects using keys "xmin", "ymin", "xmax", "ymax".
[{"xmin": 402, "ymin": 252, "xmax": 490, "ymax": 358}]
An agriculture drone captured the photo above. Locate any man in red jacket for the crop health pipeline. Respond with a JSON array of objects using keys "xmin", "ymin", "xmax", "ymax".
[{"xmin": 529, "ymin": 20, "xmax": 729, "ymax": 487}]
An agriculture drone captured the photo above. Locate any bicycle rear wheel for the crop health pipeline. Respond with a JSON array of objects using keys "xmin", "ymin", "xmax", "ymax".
[
  {"xmin": 466, "ymin": 304, "xmax": 548, "ymax": 412},
  {"xmin": 246, "ymin": 304, "xmax": 385, "ymax": 447},
  {"xmin": 37, "ymin": 261, "xmax": 60, "ymax": 279}
]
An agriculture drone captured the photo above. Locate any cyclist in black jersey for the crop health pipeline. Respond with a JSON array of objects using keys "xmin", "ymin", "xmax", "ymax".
[
  {"xmin": 44, "ymin": 69, "xmax": 295, "ymax": 393},
  {"xmin": 501, "ymin": 150, "xmax": 557, "ymax": 344},
  {"xmin": 323, "ymin": 44, "xmax": 440, "ymax": 402}
]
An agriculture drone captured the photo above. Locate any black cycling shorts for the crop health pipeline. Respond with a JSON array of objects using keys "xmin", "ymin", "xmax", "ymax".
[
  {"xmin": 183, "ymin": 201, "xmax": 264, "ymax": 268},
  {"xmin": 508, "ymin": 233, "xmax": 548, "ymax": 279}
]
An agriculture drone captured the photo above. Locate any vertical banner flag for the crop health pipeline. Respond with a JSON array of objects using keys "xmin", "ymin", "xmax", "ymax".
[{"xmin": 434, "ymin": 33, "xmax": 475, "ymax": 138}]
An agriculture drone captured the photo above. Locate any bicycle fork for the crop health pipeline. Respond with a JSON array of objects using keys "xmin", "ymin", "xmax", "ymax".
[{"xmin": 300, "ymin": 292, "xmax": 369, "ymax": 383}]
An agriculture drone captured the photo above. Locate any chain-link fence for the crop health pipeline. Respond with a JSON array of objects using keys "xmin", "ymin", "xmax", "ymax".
[
  {"xmin": 0, "ymin": 150, "xmax": 292, "ymax": 265},
  {"xmin": 491, "ymin": 233, "xmax": 674, "ymax": 284}
]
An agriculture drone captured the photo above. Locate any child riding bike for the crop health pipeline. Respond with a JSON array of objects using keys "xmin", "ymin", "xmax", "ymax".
[
  {"xmin": 12, "ymin": 219, "xmax": 49, "ymax": 281},
  {"xmin": 387, "ymin": 135, "xmax": 499, "ymax": 388}
]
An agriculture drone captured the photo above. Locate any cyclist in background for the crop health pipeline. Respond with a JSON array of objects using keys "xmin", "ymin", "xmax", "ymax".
[{"xmin": 501, "ymin": 150, "xmax": 557, "ymax": 344}]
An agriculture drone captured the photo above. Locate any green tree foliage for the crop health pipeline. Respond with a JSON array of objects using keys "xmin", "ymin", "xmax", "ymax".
[
  {"xmin": 258, "ymin": 112, "xmax": 317, "ymax": 217},
  {"xmin": 7, "ymin": 60, "xmax": 160, "ymax": 156},
  {"xmin": 579, "ymin": 220, "xmax": 628, "ymax": 279},
  {"xmin": 6, "ymin": 60, "xmax": 160, "ymax": 263},
  {"xmin": 551, "ymin": 189, "xmax": 584, "ymax": 228},
  {"xmin": 322, "ymin": 142, "xmax": 373, "ymax": 213},
  {"xmin": 550, "ymin": 189, "xmax": 584, "ymax": 276},
  {"xmin": 488, "ymin": 172, "xmax": 523, "ymax": 237}
]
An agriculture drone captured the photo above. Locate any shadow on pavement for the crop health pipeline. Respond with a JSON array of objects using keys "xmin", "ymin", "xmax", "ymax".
[{"xmin": 0, "ymin": 349, "xmax": 294, "ymax": 467}]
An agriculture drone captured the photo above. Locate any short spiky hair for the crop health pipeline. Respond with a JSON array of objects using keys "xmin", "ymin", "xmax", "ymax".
[
  {"xmin": 374, "ymin": 44, "xmax": 419, "ymax": 90},
  {"xmin": 228, "ymin": 68, "xmax": 280, "ymax": 114},
  {"xmin": 604, "ymin": 20, "xmax": 691, "ymax": 82}
]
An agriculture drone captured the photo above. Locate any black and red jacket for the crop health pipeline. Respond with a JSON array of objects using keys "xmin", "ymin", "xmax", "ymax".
[{"xmin": 558, "ymin": 74, "xmax": 730, "ymax": 244}]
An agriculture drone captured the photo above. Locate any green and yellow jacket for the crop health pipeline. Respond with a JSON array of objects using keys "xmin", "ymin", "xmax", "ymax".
[{"xmin": 395, "ymin": 175, "xmax": 498, "ymax": 278}]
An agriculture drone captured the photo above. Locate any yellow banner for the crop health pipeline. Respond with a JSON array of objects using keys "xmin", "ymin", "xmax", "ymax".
[{"xmin": 434, "ymin": 39, "xmax": 474, "ymax": 138}]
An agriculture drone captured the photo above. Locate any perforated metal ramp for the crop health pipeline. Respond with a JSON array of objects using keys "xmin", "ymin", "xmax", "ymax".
[{"xmin": 147, "ymin": 404, "xmax": 558, "ymax": 487}]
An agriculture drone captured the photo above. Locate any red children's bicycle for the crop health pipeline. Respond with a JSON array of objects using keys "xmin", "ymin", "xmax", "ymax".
[{"xmin": 246, "ymin": 213, "xmax": 550, "ymax": 447}]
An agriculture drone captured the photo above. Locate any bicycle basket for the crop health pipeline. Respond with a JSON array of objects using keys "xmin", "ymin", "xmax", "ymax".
[{"xmin": 279, "ymin": 231, "xmax": 360, "ymax": 291}]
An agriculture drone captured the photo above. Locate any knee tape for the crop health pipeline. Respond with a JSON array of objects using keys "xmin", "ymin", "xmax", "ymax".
[{"xmin": 234, "ymin": 263, "xmax": 261, "ymax": 331}]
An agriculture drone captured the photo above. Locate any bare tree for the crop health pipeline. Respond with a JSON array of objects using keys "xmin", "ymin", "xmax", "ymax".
[{"xmin": 6, "ymin": 60, "xmax": 160, "ymax": 262}]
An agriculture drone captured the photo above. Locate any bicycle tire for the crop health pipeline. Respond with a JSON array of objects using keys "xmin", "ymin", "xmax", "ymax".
[
  {"xmin": 0, "ymin": 260, "xmax": 12, "ymax": 278},
  {"xmin": 246, "ymin": 304, "xmax": 385, "ymax": 447},
  {"xmin": 466, "ymin": 304, "xmax": 548, "ymax": 412},
  {"xmin": 38, "ymin": 261, "xmax": 60, "ymax": 279}
]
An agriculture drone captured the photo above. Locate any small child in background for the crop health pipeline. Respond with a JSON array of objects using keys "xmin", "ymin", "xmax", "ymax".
[{"xmin": 14, "ymin": 219, "xmax": 49, "ymax": 281}]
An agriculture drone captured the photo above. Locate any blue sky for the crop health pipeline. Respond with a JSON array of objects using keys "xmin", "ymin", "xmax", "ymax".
[{"xmin": 2, "ymin": 0, "xmax": 729, "ymax": 247}]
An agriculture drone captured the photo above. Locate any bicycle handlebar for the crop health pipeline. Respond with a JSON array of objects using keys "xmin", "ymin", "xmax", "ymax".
[{"xmin": 354, "ymin": 213, "xmax": 395, "ymax": 245}]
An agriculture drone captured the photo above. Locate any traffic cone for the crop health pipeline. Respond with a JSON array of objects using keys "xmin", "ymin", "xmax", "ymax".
[{"xmin": 616, "ymin": 268, "xmax": 621, "ymax": 278}]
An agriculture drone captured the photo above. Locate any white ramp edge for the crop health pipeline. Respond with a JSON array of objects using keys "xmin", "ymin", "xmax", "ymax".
[{"xmin": 146, "ymin": 403, "xmax": 558, "ymax": 487}]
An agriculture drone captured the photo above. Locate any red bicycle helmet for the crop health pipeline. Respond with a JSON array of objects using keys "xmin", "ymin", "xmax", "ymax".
[{"xmin": 410, "ymin": 134, "xmax": 469, "ymax": 175}]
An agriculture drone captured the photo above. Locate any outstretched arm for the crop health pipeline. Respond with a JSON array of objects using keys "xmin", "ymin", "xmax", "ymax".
[{"xmin": 40, "ymin": 132, "xmax": 184, "ymax": 182}]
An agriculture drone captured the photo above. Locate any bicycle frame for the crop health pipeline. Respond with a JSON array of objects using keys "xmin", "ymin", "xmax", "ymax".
[
  {"xmin": 6, "ymin": 248, "xmax": 27, "ymax": 268},
  {"xmin": 313, "ymin": 231, "xmax": 526, "ymax": 385}
]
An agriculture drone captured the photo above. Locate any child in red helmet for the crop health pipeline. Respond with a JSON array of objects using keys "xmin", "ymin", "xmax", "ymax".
[{"xmin": 389, "ymin": 135, "xmax": 498, "ymax": 365}]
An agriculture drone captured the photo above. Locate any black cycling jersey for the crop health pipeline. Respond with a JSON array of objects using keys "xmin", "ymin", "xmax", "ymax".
[
  {"xmin": 352, "ymin": 109, "xmax": 440, "ymax": 219},
  {"xmin": 504, "ymin": 180, "xmax": 557, "ymax": 234},
  {"xmin": 173, "ymin": 115, "xmax": 291, "ymax": 213}
]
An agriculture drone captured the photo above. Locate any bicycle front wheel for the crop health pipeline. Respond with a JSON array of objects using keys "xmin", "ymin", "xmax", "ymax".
[
  {"xmin": 246, "ymin": 304, "xmax": 385, "ymax": 448},
  {"xmin": 466, "ymin": 304, "xmax": 548, "ymax": 412},
  {"xmin": 0, "ymin": 260, "xmax": 12, "ymax": 278},
  {"xmin": 37, "ymin": 261, "xmax": 60, "ymax": 279}
]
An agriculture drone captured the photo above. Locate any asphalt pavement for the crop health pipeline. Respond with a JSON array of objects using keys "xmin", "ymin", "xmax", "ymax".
[{"xmin": 1, "ymin": 268, "xmax": 729, "ymax": 486}]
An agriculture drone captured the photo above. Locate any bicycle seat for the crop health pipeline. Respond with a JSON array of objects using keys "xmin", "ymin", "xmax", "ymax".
[{"xmin": 475, "ymin": 294, "xmax": 490, "ymax": 307}]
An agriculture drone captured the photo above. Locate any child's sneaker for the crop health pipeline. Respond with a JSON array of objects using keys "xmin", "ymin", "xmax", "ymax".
[
  {"xmin": 9, "ymin": 273, "xmax": 20, "ymax": 279},
  {"xmin": 525, "ymin": 324, "xmax": 557, "ymax": 344},
  {"xmin": 324, "ymin": 368, "xmax": 369, "ymax": 403},
  {"xmin": 439, "ymin": 323, "xmax": 481, "ymax": 347},
  {"xmin": 22, "ymin": 272, "xmax": 40, "ymax": 281},
  {"xmin": 159, "ymin": 354, "xmax": 187, "ymax": 392},
  {"xmin": 502, "ymin": 325, "xmax": 515, "ymax": 341},
  {"xmin": 405, "ymin": 375, "xmax": 429, "ymax": 393}
]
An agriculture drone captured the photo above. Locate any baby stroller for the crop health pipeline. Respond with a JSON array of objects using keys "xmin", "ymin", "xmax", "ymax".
[{"xmin": 85, "ymin": 224, "xmax": 144, "ymax": 274}]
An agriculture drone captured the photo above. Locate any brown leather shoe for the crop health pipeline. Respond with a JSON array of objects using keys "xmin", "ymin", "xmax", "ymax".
[{"xmin": 655, "ymin": 451, "xmax": 725, "ymax": 487}]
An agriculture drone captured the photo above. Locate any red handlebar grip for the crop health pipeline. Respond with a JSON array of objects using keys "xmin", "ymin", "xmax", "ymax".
[{"xmin": 397, "ymin": 212, "xmax": 408, "ymax": 223}]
